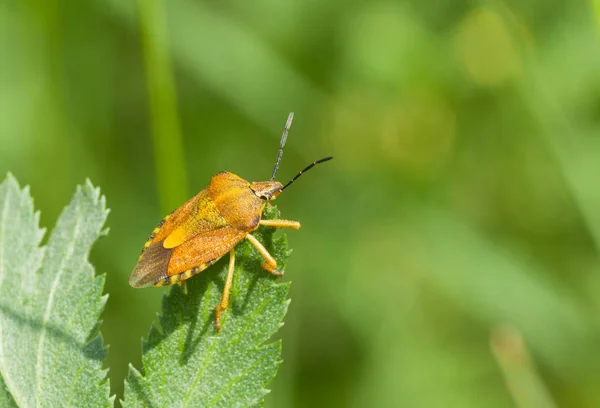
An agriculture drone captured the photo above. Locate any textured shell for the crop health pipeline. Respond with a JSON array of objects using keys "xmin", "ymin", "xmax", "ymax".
[{"xmin": 129, "ymin": 171, "xmax": 267, "ymax": 287}]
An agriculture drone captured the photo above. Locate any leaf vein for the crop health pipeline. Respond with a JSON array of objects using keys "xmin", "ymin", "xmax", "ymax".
[
  {"xmin": 54, "ymin": 283, "xmax": 100, "ymax": 404},
  {"xmin": 34, "ymin": 200, "xmax": 84, "ymax": 407}
]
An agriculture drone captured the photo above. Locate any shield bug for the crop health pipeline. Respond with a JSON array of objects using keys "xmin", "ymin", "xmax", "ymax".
[{"xmin": 129, "ymin": 113, "xmax": 332, "ymax": 331}]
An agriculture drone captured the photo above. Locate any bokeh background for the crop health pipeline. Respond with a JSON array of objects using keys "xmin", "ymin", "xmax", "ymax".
[{"xmin": 2, "ymin": 0, "xmax": 600, "ymax": 406}]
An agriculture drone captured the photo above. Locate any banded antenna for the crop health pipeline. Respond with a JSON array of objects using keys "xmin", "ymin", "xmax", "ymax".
[
  {"xmin": 281, "ymin": 156, "xmax": 333, "ymax": 191},
  {"xmin": 271, "ymin": 112, "xmax": 294, "ymax": 180}
]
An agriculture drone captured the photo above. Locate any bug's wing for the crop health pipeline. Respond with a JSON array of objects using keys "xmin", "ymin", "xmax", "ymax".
[
  {"xmin": 168, "ymin": 227, "xmax": 246, "ymax": 276},
  {"xmin": 141, "ymin": 190, "xmax": 228, "ymax": 252},
  {"xmin": 131, "ymin": 189, "xmax": 231, "ymax": 288},
  {"xmin": 129, "ymin": 241, "xmax": 172, "ymax": 287},
  {"xmin": 163, "ymin": 190, "xmax": 230, "ymax": 248},
  {"xmin": 129, "ymin": 226, "xmax": 246, "ymax": 287}
]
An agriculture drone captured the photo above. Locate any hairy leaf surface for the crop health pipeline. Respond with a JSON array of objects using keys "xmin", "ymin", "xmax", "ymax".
[{"xmin": 0, "ymin": 174, "xmax": 112, "ymax": 407}]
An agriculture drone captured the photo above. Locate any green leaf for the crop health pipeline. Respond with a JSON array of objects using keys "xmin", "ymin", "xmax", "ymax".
[
  {"xmin": 0, "ymin": 174, "xmax": 112, "ymax": 407},
  {"xmin": 0, "ymin": 375, "xmax": 17, "ymax": 408},
  {"xmin": 123, "ymin": 205, "xmax": 291, "ymax": 408}
]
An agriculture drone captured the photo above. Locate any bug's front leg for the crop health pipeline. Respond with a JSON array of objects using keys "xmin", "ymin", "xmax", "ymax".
[
  {"xmin": 250, "ymin": 219, "xmax": 300, "ymax": 275},
  {"xmin": 259, "ymin": 219, "xmax": 301, "ymax": 229},
  {"xmin": 246, "ymin": 234, "xmax": 283, "ymax": 277}
]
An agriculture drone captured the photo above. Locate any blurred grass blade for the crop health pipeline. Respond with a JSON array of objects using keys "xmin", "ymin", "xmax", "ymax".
[
  {"xmin": 415, "ymin": 207, "xmax": 593, "ymax": 372},
  {"xmin": 518, "ymin": 62, "xmax": 600, "ymax": 253},
  {"xmin": 0, "ymin": 174, "xmax": 112, "ymax": 406},
  {"xmin": 592, "ymin": 0, "xmax": 600, "ymax": 32},
  {"xmin": 494, "ymin": 4, "xmax": 600, "ymax": 253},
  {"xmin": 491, "ymin": 325, "xmax": 558, "ymax": 408},
  {"xmin": 106, "ymin": 0, "xmax": 325, "ymax": 138},
  {"xmin": 123, "ymin": 206, "xmax": 290, "ymax": 407},
  {"xmin": 137, "ymin": 0, "xmax": 188, "ymax": 213}
]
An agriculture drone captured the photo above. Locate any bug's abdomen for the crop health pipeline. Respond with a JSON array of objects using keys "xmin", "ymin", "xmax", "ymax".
[{"xmin": 155, "ymin": 258, "xmax": 217, "ymax": 287}]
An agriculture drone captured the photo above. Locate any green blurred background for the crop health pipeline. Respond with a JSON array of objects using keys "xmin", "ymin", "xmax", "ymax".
[{"xmin": 2, "ymin": 0, "xmax": 600, "ymax": 406}]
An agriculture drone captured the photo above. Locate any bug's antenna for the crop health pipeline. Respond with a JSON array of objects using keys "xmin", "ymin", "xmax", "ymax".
[
  {"xmin": 271, "ymin": 112, "xmax": 294, "ymax": 180},
  {"xmin": 281, "ymin": 156, "xmax": 333, "ymax": 191}
]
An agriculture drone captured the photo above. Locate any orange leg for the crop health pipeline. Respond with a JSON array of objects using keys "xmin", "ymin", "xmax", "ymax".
[
  {"xmin": 259, "ymin": 219, "xmax": 301, "ymax": 229},
  {"xmin": 246, "ymin": 234, "xmax": 283, "ymax": 277},
  {"xmin": 215, "ymin": 249, "xmax": 236, "ymax": 332}
]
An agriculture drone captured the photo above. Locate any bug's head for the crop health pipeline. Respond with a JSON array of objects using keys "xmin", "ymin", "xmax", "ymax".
[
  {"xmin": 255, "ymin": 112, "xmax": 333, "ymax": 200},
  {"xmin": 250, "ymin": 180, "xmax": 283, "ymax": 201}
]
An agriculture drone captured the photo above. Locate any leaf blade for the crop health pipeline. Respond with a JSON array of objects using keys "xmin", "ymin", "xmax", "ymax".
[
  {"xmin": 124, "ymin": 206, "xmax": 291, "ymax": 408},
  {"xmin": 0, "ymin": 175, "xmax": 113, "ymax": 407}
]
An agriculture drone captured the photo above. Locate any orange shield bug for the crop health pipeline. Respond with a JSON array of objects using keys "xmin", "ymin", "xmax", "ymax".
[{"xmin": 129, "ymin": 113, "xmax": 332, "ymax": 331}]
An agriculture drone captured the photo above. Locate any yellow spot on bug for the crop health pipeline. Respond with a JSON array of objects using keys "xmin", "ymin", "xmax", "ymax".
[{"xmin": 163, "ymin": 228, "xmax": 186, "ymax": 249}]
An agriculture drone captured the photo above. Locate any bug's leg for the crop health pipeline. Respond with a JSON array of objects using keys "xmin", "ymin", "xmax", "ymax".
[
  {"xmin": 246, "ymin": 234, "xmax": 283, "ymax": 277},
  {"xmin": 259, "ymin": 219, "xmax": 301, "ymax": 229},
  {"xmin": 215, "ymin": 249, "xmax": 236, "ymax": 332}
]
